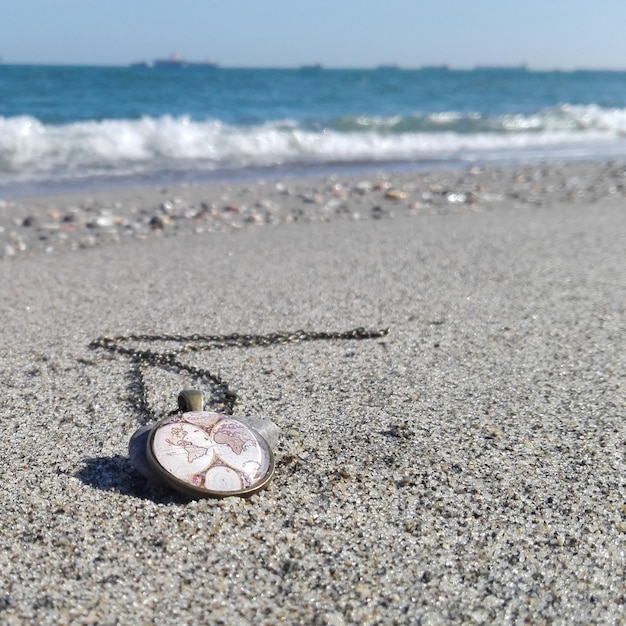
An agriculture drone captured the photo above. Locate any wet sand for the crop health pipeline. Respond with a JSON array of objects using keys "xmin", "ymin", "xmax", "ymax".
[{"xmin": 0, "ymin": 162, "xmax": 624, "ymax": 624}]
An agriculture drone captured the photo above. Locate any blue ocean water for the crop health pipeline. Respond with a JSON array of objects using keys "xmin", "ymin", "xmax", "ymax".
[{"xmin": 2, "ymin": 65, "xmax": 626, "ymax": 196}]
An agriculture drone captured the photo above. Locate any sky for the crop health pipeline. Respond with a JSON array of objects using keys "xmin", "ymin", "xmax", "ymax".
[{"xmin": 1, "ymin": 0, "xmax": 626, "ymax": 70}]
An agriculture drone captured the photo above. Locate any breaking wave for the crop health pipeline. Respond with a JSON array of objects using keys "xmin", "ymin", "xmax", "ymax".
[{"xmin": 1, "ymin": 104, "xmax": 626, "ymax": 189}]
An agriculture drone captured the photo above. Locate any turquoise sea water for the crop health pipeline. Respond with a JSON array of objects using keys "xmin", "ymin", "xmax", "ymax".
[{"xmin": 2, "ymin": 65, "xmax": 626, "ymax": 195}]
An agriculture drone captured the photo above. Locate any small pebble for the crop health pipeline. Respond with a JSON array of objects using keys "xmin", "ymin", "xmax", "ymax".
[
  {"xmin": 149, "ymin": 215, "xmax": 169, "ymax": 229},
  {"xmin": 385, "ymin": 189, "xmax": 408, "ymax": 200},
  {"xmin": 95, "ymin": 214, "xmax": 116, "ymax": 228}
]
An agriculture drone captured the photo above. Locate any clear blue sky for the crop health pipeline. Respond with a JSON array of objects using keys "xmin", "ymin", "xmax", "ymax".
[{"xmin": 1, "ymin": 0, "xmax": 625, "ymax": 70}]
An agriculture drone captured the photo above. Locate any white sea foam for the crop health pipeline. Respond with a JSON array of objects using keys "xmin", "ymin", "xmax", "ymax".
[{"xmin": 1, "ymin": 105, "xmax": 626, "ymax": 189}]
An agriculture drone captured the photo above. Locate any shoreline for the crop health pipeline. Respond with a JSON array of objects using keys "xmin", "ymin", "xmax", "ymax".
[{"xmin": 2, "ymin": 159, "xmax": 626, "ymax": 260}]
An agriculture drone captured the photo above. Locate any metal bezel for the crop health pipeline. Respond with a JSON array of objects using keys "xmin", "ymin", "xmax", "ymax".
[{"xmin": 146, "ymin": 412, "xmax": 275, "ymax": 499}]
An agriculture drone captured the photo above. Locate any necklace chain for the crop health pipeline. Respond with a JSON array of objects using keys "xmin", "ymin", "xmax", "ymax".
[{"xmin": 89, "ymin": 327, "xmax": 389, "ymax": 418}]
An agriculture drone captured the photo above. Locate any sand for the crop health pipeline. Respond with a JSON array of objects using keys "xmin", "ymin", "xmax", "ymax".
[{"xmin": 0, "ymin": 162, "xmax": 624, "ymax": 624}]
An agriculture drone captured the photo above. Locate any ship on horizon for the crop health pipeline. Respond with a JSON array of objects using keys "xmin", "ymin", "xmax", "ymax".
[
  {"xmin": 131, "ymin": 53, "xmax": 219, "ymax": 68},
  {"xmin": 474, "ymin": 63, "xmax": 528, "ymax": 71},
  {"xmin": 421, "ymin": 64, "xmax": 450, "ymax": 71},
  {"xmin": 299, "ymin": 63, "xmax": 323, "ymax": 71}
]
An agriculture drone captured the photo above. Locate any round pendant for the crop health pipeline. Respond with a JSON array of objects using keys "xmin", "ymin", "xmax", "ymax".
[{"xmin": 146, "ymin": 411, "xmax": 275, "ymax": 498}]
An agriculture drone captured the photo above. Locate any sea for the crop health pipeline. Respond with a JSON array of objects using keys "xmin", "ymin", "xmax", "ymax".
[{"xmin": 2, "ymin": 64, "xmax": 626, "ymax": 197}]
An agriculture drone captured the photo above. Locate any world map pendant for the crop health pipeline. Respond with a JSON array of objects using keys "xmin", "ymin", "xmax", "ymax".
[{"xmin": 146, "ymin": 410, "xmax": 275, "ymax": 498}]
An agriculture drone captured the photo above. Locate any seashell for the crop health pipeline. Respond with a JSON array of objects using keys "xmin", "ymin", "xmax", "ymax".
[{"xmin": 128, "ymin": 423, "xmax": 156, "ymax": 481}]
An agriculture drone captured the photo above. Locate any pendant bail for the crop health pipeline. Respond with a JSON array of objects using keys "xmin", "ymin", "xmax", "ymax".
[{"xmin": 178, "ymin": 389, "xmax": 203, "ymax": 412}]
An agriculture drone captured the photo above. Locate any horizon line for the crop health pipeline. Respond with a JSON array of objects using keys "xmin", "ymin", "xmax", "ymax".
[{"xmin": 2, "ymin": 60, "xmax": 626, "ymax": 73}]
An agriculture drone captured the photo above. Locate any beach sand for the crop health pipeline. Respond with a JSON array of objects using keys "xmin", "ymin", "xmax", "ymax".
[{"xmin": 0, "ymin": 162, "xmax": 624, "ymax": 624}]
